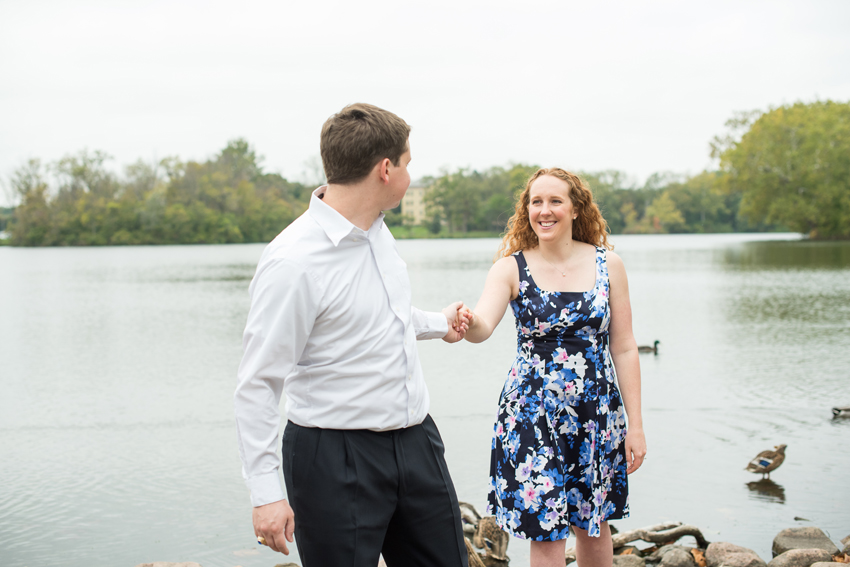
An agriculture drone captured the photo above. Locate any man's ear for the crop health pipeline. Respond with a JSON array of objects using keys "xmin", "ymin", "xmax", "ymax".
[{"xmin": 377, "ymin": 158, "xmax": 391, "ymax": 185}]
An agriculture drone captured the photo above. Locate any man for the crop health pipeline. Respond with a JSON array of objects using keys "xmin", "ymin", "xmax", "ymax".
[{"xmin": 234, "ymin": 103, "xmax": 470, "ymax": 567}]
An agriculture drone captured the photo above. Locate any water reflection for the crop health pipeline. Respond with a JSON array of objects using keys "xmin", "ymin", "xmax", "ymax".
[
  {"xmin": 722, "ymin": 240, "xmax": 850, "ymax": 270},
  {"xmin": 746, "ymin": 479, "xmax": 786, "ymax": 503}
]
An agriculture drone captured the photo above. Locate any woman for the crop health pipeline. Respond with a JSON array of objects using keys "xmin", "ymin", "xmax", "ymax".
[{"xmin": 463, "ymin": 168, "xmax": 646, "ymax": 567}]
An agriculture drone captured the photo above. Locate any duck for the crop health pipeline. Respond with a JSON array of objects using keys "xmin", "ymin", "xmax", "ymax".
[
  {"xmin": 459, "ymin": 501, "xmax": 510, "ymax": 566},
  {"xmin": 745, "ymin": 444, "xmax": 786, "ymax": 479},
  {"xmin": 638, "ymin": 340, "xmax": 660, "ymax": 354},
  {"xmin": 832, "ymin": 406, "xmax": 850, "ymax": 418}
]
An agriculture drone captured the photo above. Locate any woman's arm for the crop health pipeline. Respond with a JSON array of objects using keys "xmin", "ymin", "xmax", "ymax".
[
  {"xmin": 464, "ymin": 256, "xmax": 518, "ymax": 343},
  {"xmin": 607, "ymin": 251, "xmax": 647, "ymax": 474}
]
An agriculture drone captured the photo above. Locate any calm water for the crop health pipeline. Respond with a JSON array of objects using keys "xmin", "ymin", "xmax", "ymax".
[{"xmin": 1, "ymin": 234, "xmax": 848, "ymax": 567}]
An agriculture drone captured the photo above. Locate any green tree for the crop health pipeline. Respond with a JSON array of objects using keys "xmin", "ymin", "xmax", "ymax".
[
  {"xmin": 715, "ymin": 100, "xmax": 850, "ymax": 239},
  {"xmin": 8, "ymin": 159, "xmax": 51, "ymax": 246}
]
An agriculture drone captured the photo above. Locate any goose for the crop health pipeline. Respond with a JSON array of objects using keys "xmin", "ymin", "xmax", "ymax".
[
  {"xmin": 638, "ymin": 340, "xmax": 660, "ymax": 354},
  {"xmin": 745, "ymin": 444, "xmax": 786, "ymax": 479}
]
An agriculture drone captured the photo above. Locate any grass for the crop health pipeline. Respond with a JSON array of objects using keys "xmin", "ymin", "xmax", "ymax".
[{"xmin": 389, "ymin": 226, "xmax": 502, "ymax": 239}]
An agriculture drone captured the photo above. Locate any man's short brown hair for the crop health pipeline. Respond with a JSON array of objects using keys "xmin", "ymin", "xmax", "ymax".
[{"xmin": 320, "ymin": 103, "xmax": 411, "ymax": 185}]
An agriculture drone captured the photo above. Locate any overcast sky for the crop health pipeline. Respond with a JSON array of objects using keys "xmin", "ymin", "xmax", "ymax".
[{"xmin": 2, "ymin": 0, "xmax": 849, "ymax": 205}]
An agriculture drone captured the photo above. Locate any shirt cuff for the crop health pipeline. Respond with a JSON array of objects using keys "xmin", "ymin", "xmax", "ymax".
[
  {"xmin": 417, "ymin": 309, "xmax": 449, "ymax": 340},
  {"xmin": 246, "ymin": 471, "xmax": 286, "ymax": 507}
]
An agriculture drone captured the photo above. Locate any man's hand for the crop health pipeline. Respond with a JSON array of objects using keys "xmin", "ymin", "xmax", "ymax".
[
  {"xmin": 441, "ymin": 301, "xmax": 471, "ymax": 343},
  {"xmin": 253, "ymin": 499, "xmax": 295, "ymax": 554}
]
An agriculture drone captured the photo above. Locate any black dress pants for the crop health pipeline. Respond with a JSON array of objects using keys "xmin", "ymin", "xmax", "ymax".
[{"xmin": 281, "ymin": 415, "xmax": 468, "ymax": 567}]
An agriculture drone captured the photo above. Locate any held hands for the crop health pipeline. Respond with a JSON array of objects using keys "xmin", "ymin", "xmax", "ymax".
[
  {"xmin": 253, "ymin": 499, "xmax": 295, "ymax": 554},
  {"xmin": 625, "ymin": 427, "xmax": 647, "ymax": 474},
  {"xmin": 441, "ymin": 301, "xmax": 474, "ymax": 343}
]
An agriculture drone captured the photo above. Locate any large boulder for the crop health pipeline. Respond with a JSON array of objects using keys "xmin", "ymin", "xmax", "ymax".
[
  {"xmin": 660, "ymin": 547, "xmax": 698, "ymax": 567},
  {"xmin": 614, "ymin": 555, "xmax": 647, "ymax": 567},
  {"xmin": 841, "ymin": 534, "xmax": 850, "ymax": 555},
  {"xmin": 768, "ymin": 549, "xmax": 835, "ymax": 567},
  {"xmin": 706, "ymin": 542, "xmax": 767, "ymax": 567},
  {"xmin": 773, "ymin": 528, "xmax": 839, "ymax": 556}
]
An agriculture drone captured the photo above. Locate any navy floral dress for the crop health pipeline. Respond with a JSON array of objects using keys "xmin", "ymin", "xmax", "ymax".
[{"xmin": 486, "ymin": 248, "xmax": 629, "ymax": 541}]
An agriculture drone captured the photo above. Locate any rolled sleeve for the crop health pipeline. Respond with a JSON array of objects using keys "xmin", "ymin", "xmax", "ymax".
[
  {"xmin": 411, "ymin": 306, "xmax": 448, "ymax": 340},
  {"xmin": 234, "ymin": 258, "xmax": 321, "ymax": 507}
]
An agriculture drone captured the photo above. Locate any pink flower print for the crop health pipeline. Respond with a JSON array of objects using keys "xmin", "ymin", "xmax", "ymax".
[
  {"xmin": 520, "ymin": 482, "xmax": 538, "ymax": 509},
  {"xmin": 537, "ymin": 475, "xmax": 555, "ymax": 492},
  {"xmin": 553, "ymin": 348, "xmax": 569, "ymax": 364},
  {"xmin": 496, "ymin": 423, "xmax": 504, "ymax": 436}
]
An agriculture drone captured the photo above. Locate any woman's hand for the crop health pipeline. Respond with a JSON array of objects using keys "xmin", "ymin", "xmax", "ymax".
[
  {"xmin": 624, "ymin": 427, "xmax": 647, "ymax": 474},
  {"xmin": 441, "ymin": 301, "xmax": 470, "ymax": 343}
]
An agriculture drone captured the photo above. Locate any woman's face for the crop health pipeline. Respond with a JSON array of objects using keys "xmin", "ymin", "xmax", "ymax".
[{"xmin": 528, "ymin": 175, "xmax": 575, "ymax": 243}]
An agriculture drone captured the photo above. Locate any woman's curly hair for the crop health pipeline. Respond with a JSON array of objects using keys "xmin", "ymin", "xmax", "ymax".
[{"xmin": 497, "ymin": 168, "xmax": 612, "ymax": 258}]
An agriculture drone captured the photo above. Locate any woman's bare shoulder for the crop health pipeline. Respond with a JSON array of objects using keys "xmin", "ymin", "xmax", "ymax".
[
  {"xmin": 492, "ymin": 254, "xmax": 519, "ymax": 275},
  {"xmin": 605, "ymin": 249, "xmax": 628, "ymax": 283}
]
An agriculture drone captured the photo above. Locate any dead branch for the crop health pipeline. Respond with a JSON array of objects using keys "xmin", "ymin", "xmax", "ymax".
[{"xmin": 565, "ymin": 522, "xmax": 710, "ymax": 564}]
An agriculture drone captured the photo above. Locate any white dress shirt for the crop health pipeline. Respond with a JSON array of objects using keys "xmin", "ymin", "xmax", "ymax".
[{"xmin": 234, "ymin": 188, "xmax": 449, "ymax": 507}]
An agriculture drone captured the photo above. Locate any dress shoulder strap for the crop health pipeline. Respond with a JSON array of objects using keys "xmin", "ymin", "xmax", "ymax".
[
  {"xmin": 596, "ymin": 246, "xmax": 610, "ymax": 287},
  {"xmin": 513, "ymin": 251, "xmax": 531, "ymax": 290}
]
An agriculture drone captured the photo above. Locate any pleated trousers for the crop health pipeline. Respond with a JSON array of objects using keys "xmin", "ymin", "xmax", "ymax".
[{"xmin": 281, "ymin": 415, "xmax": 468, "ymax": 567}]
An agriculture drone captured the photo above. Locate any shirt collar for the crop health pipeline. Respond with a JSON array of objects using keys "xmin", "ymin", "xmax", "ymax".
[{"xmin": 308, "ymin": 187, "xmax": 385, "ymax": 247}]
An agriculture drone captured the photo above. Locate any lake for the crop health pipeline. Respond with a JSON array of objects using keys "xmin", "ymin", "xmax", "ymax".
[{"xmin": 1, "ymin": 233, "xmax": 848, "ymax": 567}]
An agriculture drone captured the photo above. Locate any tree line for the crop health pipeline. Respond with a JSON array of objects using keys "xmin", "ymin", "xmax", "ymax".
[
  {"xmin": 415, "ymin": 100, "xmax": 849, "ymax": 238},
  {"xmin": 4, "ymin": 100, "xmax": 848, "ymax": 246},
  {"xmin": 7, "ymin": 140, "xmax": 313, "ymax": 246}
]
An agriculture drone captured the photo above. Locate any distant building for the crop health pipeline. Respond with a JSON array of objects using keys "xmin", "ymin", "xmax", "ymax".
[{"xmin": 401, "ymin": 181, "xmax": 433, "ymax": 226}]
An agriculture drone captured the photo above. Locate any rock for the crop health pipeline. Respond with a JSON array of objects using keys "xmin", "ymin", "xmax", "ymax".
[
  {"xmin": 645, "ymin": 546, "xmax": 699, "ymax": 567},
  {"xmin": 842, "ymin": 535, "xmax": 850, "ymax": 554},
  {"xmin": 810, "ymin": 563, "xmax": 846, "ymax": 567},
  {"xmin": 706, "ymin": 542, "xmax": 767, "ymax": 567},
  {"xmin": 614, "ymin": 555, "xmax": 647, "ymax": 567},
  {"xmin": 134, "ymin": 564, "xmax": 203, "ymax": 567},
  {"xmin": 768, "ymin": 549, "xmax": 835, "ymax": 567},
  {"xmin": 773, "ymin": 528, "xmax": 840, "ymax": 556},
  {"xmin": 661, "ymin": 547, "xmax": 698, "ymax": 567}
]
